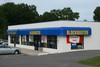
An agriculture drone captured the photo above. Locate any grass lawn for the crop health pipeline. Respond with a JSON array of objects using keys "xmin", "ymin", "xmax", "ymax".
[{"xmin": 79, "ymin": 56, "xmax": 100, "ymax": 67}]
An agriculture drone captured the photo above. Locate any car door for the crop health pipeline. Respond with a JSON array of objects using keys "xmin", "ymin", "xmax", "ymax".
[
  {"xmin": 0, "ymin": 46, "xmax": 5, "ymax": 54},
  {"xmin": 3, "ymin": 45, "xmax": 14, "ymax": 54}
]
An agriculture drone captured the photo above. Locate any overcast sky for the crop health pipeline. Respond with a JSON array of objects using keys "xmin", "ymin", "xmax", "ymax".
[{"xmin": 0, "ymin": 0, "xmax": 100, "ymax": 21}]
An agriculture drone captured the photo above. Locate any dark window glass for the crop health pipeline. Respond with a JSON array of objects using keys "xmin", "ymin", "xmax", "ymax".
[
  {"xmin": 47, "ymin": 36, "xmax": 57, "ymax": 49},
  {"xmin": 71, "ymin": 36, "xmax": 84, "ymax": 49},
  {"xmin": 10, "ymin": 35, "xmax": 19, "ymax": 44},
  {"xmin": 21, "ymin": 35, "xmax": 27, "ymax": 45},
  {"xmin": 29, "ymin": 35, "xmax": 34, "ymax": 46},
  {"xmin": 21, "ymin": 35, "xmax": 34, "ymax": 46}
]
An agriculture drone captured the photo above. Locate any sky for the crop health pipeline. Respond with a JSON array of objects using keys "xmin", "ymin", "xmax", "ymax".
[{"xmin": 0, "ymin": 0, "xmax": 100, "ymax": 21}]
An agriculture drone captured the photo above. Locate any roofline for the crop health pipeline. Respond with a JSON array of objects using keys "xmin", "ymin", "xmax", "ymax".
[{"xmin": 8, "ymin": 20, "xmax": 100, "ymax": 27}]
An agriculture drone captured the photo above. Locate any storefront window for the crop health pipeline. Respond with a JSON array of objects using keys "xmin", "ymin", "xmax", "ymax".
[
  {"xmin": 21, "ymin": 35, "xmax": 57, "ymax": 49},
  {"xmin": 71, "ymin": 43, "xmax": 84, "ymax": 49},
  {"xmin": 71, "ymin": 36, "xmax": 84, "ymax": 49},
  {"xmin": 21, "ymin": 35, "xmax": 26, "ymax": 45},
  {"xmin": 21, "ymin": 35, "xmax": 28, "ymax": 45},
  {"xmin": 10, "ymin": 35, "xmax": 19, "ymax": 44},
  {"xmin": 66, "ymin": 36, "xmax": 84, "ymax": 49},
  {"xmin": 47, "ymin": 36, "xmax": 57, "ymax": 49},
  {"xmin": 41, "ymin": 36, "xmax": 47, "ymax": 47},
  {"xmin": 21, "ymin": 35, "xmax": 34, "ymax": 46},
  {"xmin": 29, "ymin": 35, "xmax": 34, "ymax": 46}
]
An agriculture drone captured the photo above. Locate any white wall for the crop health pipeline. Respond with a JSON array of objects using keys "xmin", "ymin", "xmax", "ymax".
[
  {"xmin": 8, "ymin": 21, "xmax": 65, "ymax": 30},
  {"xmin": 8, "ymin": 35, "xmax": 10, "ymax": 45},
  {"xmin": 43, "ymin": 48, "xmax": 59, "ymax": 53},
  {"xmin": 19, "ymin": 35, "xmax": 21, "ymax": 45},
  {"xmin": 9, "ymin": 43, "xmax": 35, "ymax": 50},
  {"xmin": 17, "ymin": 45, "xmax": 35, "ymax": 50},
  {"xmin": 57, "ymin": 36, "xmax": 71, "ymax": 52},
  {"xmin": 84, "ymin": 24, "xmax": 100, "ymax": 50}
]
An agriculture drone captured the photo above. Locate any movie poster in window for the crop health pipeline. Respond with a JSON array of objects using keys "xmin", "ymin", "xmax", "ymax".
[
  {"xmin": 41, "ymin": 36, "xmax": 47, "ymax": 43},
  {"xmin": 22, "ymin": 35, "xmax": 26, "ymax": 41},
  {"xmin": 66, "ymin": 36, "xmax": 82, "ymax": 43},
  {"xmin": 29, "ymin": 35, "xmax": 34, "ymax": 42}
]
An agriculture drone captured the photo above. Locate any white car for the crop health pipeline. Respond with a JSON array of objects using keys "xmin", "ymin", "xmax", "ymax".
[{"xmin": 0, "ymin": 44, "xmax": 21, "ymax": 54}]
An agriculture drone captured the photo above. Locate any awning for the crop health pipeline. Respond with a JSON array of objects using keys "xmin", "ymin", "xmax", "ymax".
[{"xmin": 7, "ymin": 27, "xmax": 92, "ymax": 36}]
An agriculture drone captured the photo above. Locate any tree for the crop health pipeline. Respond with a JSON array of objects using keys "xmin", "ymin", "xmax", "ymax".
[
  {"xmin": 15, "ymin": 3, "xmax": 39, "ymax": 24},
  {"xmin": 0, "ymin": 2, "xmax": 39, "ymax": 39},
  {"xmin": 0, "ymin": 3, "xmax": 39, "ymax": 25},
  {"xmin": 39, "ymin": 12, "xmax": 58, "ymax": 22},
  {"xmin": 51, "ymin": 7, "xmax": 79, "ymax": 20},
  {"xmin": 93, "ymin": 6, "xmax": 100, "ymax": 22},
  {"xmin": 0, "ymin": 10, "xmax": 8, "ymax": 39},
  {"xmin": 40, "ymin": 7, "xmax": 79, "ymax": 22}
]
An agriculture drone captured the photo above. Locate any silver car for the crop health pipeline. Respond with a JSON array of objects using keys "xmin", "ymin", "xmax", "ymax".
[{"xmin": 0, "ymin": 44, "xmax": 21, "ymax": 54}]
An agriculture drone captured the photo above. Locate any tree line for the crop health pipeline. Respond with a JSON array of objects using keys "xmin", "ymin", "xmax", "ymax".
[{"xmin": 0, "ymin": 2, "xmax": 100, "ymax": 39}]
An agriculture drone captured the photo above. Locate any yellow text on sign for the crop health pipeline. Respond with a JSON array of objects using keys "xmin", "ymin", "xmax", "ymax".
[
  {"xmin": 67, "ymin": 30, "xmax": 88, "ymax": 35},
  {"xmin": 30, "ymin": 31, "xmax": 40, "ymax": 35}
]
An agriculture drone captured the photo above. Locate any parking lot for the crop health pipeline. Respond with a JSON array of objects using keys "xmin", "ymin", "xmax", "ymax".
[{"xmin": 0, "ymin": 50, "xmax": 100, "ymax": 67}]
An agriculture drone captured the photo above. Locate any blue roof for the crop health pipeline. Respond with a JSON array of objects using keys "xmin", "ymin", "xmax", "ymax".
[{"xmin": 7, "ymin": 27, "xmax": 92, "ymax": 36}]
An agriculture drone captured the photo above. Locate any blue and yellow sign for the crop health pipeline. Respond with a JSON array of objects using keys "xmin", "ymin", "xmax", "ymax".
[
  {"xmin": 30, "ymin": 31, "xmax": 40, "ymax": 35},
  {"xmin": 67, "ymin": 30, "xmax": 89, "ymax": 35}
]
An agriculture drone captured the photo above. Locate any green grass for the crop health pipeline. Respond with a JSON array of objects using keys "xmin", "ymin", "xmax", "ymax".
[{"xmin": 79, "ymin": 56, "xmax": 100, "ymax": 67}]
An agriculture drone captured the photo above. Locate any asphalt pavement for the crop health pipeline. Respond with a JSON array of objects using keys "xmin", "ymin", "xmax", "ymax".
[{"xmin": 0, "ymin": 50, "xmax": 100, "ymax": 67}]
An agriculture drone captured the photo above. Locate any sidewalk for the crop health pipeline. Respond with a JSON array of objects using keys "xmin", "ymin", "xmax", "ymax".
[{"xmin": 20, "ymin": 48, "xmax": 49, "ymax": 56}]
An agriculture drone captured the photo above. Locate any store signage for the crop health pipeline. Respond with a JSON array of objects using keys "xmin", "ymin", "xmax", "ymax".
[
  {"xmin": 67, "ymin": 30, "xmax": 88, "ymax": 35},
  {"xmin": 30, "ymin": 31, "xmax": 40, "ymax": 35},
  {"xmin": 67, "ymin": 36, "xmax": 82, "ymax": 43},
  {"xmin": 8, "ymin": 32, "xmax": 16, "ymax": 35}
]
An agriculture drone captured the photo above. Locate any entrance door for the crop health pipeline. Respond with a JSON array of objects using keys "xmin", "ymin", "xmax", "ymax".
[{"xmin": 34, "ymin": 35, "xmax": 41, "ymax": 50}]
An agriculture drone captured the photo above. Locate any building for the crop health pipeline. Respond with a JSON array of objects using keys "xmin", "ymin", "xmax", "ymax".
[{"xmin": 7, "ymin": 21, "xmax": 100, "ymax": 53}]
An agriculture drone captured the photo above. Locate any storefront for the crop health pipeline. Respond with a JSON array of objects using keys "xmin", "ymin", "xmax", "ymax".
[{"xmin": 7, "ymin": 21, "xmax": 100, "ymax": 53}]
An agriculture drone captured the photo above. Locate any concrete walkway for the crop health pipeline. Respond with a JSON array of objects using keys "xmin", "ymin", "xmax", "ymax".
[{"xmin": 20, "ymin": 48, "xmax": 49, "ymax": 56}]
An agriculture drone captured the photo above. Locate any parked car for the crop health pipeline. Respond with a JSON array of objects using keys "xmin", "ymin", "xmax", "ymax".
[{"xmin": 0, "ymin": 44, "xmax": 21, "ymax": 55}]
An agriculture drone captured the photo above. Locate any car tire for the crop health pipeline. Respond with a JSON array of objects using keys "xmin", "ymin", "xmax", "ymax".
[{"xmin": 14, "ymin": 50, "xmax": 19, "ymax": 54}]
